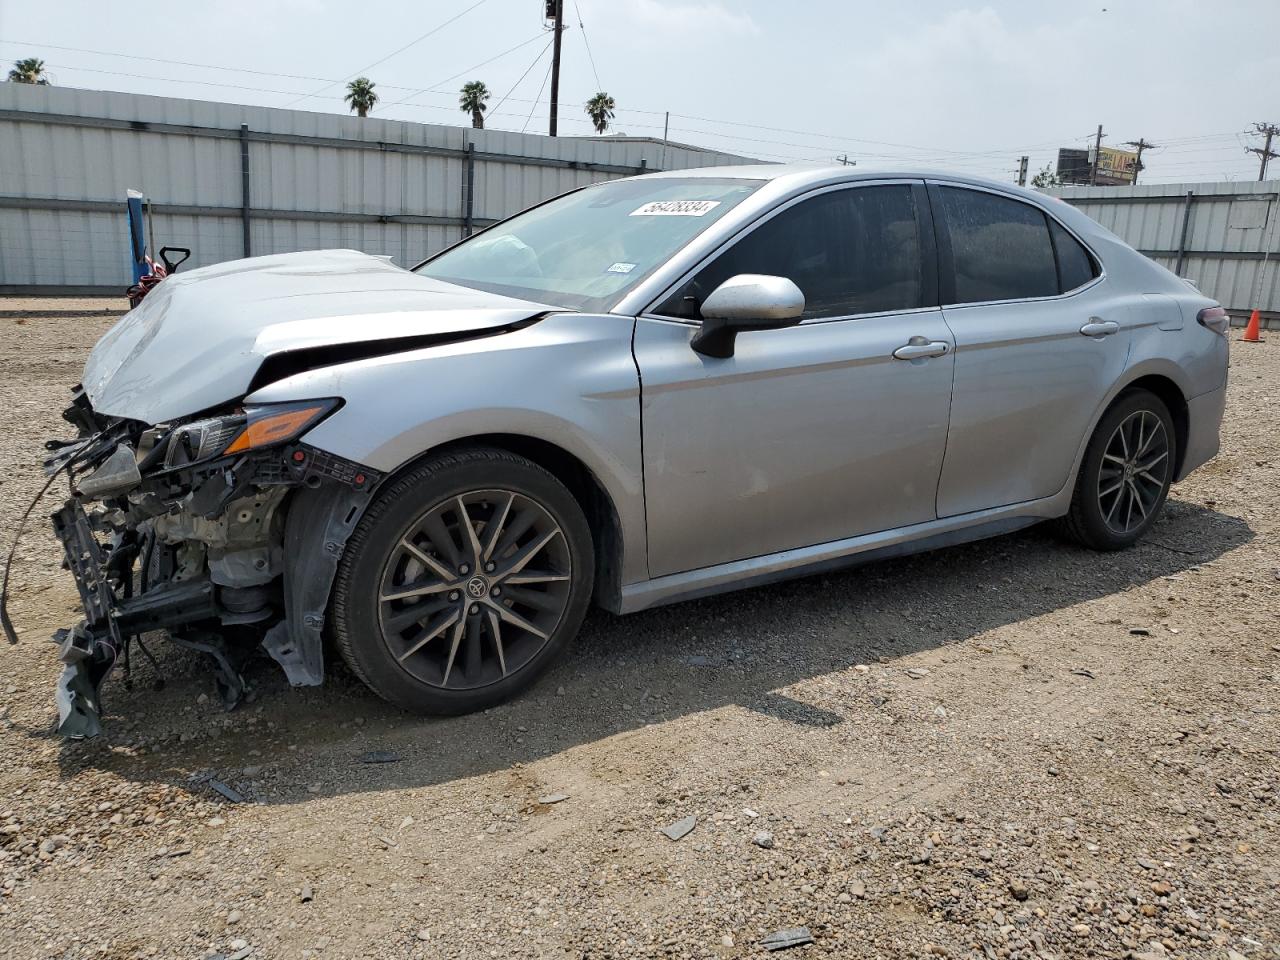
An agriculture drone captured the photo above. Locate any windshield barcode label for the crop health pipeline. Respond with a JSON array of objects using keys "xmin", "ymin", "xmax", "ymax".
[{"xmin": 630, "ymin": 200, "xmax": 722, "ymax": 217}]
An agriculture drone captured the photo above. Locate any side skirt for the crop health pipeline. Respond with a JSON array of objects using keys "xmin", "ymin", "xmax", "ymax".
[{"xmin": 616, "ymin": 498, "xmax": 1067, "ymax": 614}]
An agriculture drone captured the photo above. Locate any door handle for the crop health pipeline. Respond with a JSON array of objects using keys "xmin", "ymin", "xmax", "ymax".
[
  {"xmin": 892, "ymin": 336, "xmax": 950, "ymax": 361},
  {"xmin": 1079, "ymin": 319, "xmax": 1119, "ymax": 337}
]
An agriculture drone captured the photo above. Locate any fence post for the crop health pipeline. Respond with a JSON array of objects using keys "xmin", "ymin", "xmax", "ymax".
[
  {"xmin": 239, "ymin": 123, "xmax": 252, "ymax": 258},
  {"xmin": 1174, "ymin": 190, "xmax": 1194, "ymax": 277},
  {"xmin": 463, "ymin": 142, "xmax": 476, "ymax": 238}
]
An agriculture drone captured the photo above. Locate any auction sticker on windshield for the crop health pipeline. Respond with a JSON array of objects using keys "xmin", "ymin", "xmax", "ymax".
[{"xmin": 630, "ymin": 200, "xmax": 722, "ymax": 217}]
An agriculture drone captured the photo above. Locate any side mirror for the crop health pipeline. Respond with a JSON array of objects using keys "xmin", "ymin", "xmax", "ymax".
[{"xmin": 691, "ymin": 274, "xmax": 805, "ymax": 358}]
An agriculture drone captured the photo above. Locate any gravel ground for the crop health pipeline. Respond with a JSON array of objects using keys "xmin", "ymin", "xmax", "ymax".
[{"xmin": 0, "ymin": 304, "xmax": 1277, "ymax": 960}]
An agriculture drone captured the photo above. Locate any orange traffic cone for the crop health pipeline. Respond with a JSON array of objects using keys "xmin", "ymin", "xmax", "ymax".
[{"xmin": 1241, "ymin": 309, "xmax": 1264, "ymax": 342}]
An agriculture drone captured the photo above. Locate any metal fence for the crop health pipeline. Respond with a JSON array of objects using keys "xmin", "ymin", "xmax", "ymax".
[
  {"xmin": 0, "ymin": 84, "xmax": 753, "ymax": 293},
  {"xmin": 1047, "ymin": 180, "xmax": 1280, "ymax": 327}
]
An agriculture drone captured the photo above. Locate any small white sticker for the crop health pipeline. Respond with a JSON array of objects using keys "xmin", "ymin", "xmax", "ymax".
[
  {"xmin": 630, "ymin": 200, "xmax": 722, "ymax": 217},
  {"xmin": 606, "ymin": 261, "xmax": 637, "ymax": 274}
]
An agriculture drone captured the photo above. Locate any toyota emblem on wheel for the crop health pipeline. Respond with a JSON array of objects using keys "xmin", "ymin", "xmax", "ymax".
[{"xmin": 466, "ymin": 576, "xmax": 488, "ymax": 599}]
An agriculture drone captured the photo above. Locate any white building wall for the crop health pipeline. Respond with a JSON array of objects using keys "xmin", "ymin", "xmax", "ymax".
[{"xmin": 0, "ymin": 84, "xmax": 755, "ymax": 291}]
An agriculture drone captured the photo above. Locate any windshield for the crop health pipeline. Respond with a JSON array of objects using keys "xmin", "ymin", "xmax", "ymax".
[{"xmin": 414, "ymin": 177, "xmax": 762, "ymax": 311}]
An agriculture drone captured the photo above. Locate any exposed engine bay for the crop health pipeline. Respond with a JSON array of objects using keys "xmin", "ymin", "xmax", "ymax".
[{"xmin": 2, "ymin": 387, "xmax": 381, "ymax": 738}]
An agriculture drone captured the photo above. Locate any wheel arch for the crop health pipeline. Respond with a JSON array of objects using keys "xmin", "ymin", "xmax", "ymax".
[
  {"xmin": 1116, "ymin": 373, "xmax": 1190, "ymax": 479},
  {"xmin": 1053, "ymin": 364, "xmax": 1193, "ymax": 515},
  {"xmin": 383, "ymin": 433, "xmax": 627, "ymax": 612}
]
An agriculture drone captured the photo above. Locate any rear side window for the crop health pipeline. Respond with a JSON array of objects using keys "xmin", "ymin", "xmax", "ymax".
[
  {"xmin": 656, "ymin": 184, "xmax": 924, "ymax": 321},
  {"xmin": 937, "ymin": 187, "xmax": 1058, "ymax": 303},
  {"xmin": 1048, "ymin": 218, "xmax": 1099, "ymax": 292}
]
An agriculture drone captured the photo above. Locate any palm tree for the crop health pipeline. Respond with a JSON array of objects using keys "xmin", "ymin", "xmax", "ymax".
[
  {"xmin": 459, "ymin": 81, "xmax": 490, "ymax": 129},
  {"xmin": 7, "ymin": 58, "xmax": 50, "ymax": 84},
  {"xmin": 585, "ymin": 92, "xmax": 616, "ymax": 135},
  {"xmin": 344, "ymin": 77, "xmax": 378, "ymax": 118}
]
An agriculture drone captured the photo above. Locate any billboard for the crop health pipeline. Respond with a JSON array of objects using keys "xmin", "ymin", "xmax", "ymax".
[
  {"xmin": 1094, "ymin": 146, "xmax": 1138, "ymax": 182},
  {"xmin": 1055, "ymin": 145, "xmax": 1139, "ymax": 185},
  {"xmin": 1056, "ymin": 148, "xmax": 1092, "ymax": 184}
]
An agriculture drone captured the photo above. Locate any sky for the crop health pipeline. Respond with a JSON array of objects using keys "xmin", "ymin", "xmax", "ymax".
[{"xmin": 2, "ymin": 0, "xmax": 1279, "ymax": 184}]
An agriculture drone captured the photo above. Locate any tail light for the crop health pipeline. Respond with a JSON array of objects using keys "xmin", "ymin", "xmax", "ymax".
[{"xmin": 1197, "ymin": 306, "xmax": 1230, "ymax": 336}]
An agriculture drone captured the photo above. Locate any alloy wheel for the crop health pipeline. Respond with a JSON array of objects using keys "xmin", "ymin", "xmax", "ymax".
[
  {"xmin": 377, "ymin": 489, "xmax": 571, "ymax": 690},
  {"xmin": 1098, "ymin": 410, "xmax": 1170, "ymax": 535}
]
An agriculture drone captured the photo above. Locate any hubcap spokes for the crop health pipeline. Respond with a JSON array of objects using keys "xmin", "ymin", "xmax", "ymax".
[
  {"xmin": 1098, "ymin": 410, "xmax": 1169, "ymax": 535},
  {"xmin": 378, "ymin": 490, "xmax": 571, "ymax": 689}
]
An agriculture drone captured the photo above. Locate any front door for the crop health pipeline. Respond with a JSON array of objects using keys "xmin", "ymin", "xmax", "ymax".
[{"xmin": 634, "ymin": 181, "xmax": 956, "ymax": 578}]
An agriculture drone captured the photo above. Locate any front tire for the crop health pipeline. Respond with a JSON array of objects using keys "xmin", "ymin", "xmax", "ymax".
[
  {"xmin": 331, "ymin": 447, "xmax": 594, "ymax": 714},
  {"xmin": 1058, "ymin": 389, "xmax": 1176, "ymax": 550}
]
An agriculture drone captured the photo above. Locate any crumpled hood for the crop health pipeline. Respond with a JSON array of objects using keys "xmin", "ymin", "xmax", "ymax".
[{"xmin": 83, "ymin": 249, "xmax": 553, "ymax": 423}]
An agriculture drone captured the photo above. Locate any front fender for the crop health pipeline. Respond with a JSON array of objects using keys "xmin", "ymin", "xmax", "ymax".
[{"xmin": 245, "ymin": 313, "xmax": 647, "ymax": 585}]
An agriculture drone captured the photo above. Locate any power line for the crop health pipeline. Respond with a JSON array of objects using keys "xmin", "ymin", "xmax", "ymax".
[
  {"xmin": 280, "ymin": 0, "xmax": 489, "ymax": 108},
  {"xmin": 1245, "ymin": 122, "xmax": 1280, "ymax": 181},
  {"xmin": 521, "ymin": 53, "xmax": 555, "ymax": 134},
  {"xmin": 571, "ymin": 0, "xmax": 603, "ymax": 92},
  {"xmin": 0, "ymin": 39, "xmax": 339, "ymax": 85},
  {"xmin": 1123, "ymin": 138, "xmax": 1157, "ymax": 184},
  {"xmin": 9, "ymin": 40, "xmax": 1268, "ymax": 180},
  {"xmin": 489, "ymin": 38, "xmax": 555, "ymax": 120},
  {"xmin": 378, "ymin": 33, "xmax": 548, "ymax": 109},
  {"xmin": 38, "ymin": 62, "xmax": 346, "ymax": 101}
]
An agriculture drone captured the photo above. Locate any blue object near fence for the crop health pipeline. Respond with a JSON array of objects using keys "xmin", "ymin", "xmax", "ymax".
[{"xmin": 125, "ymin": 189, "xmax": 148, "ymax": 283}]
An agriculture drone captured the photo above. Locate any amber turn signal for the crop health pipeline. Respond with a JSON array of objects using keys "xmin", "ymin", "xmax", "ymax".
[{"xmin": 223, "ymin": 401, "xmax": 338, "ymax": 454}]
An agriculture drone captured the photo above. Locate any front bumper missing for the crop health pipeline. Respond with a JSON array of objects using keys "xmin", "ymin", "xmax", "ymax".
[
  {"xmin": 34, "ymin": 442, "xmax": 380, "ymax": 738},
  {"xmin": 50, "ymin": 500, "xmax": 217, "ymax": 736},
  {"xmin": 51, "ymin": 500, "xmax": 121, "ymax": 738}
]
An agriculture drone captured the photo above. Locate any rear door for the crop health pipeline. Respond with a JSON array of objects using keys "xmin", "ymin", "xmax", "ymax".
[
  {"xmin": 634, "ymin": 181, "xmax": 956, "ymax": 577},
  {"xmin": 929, "ymin": 183, "xmax": 1131, "ymax": 517}
]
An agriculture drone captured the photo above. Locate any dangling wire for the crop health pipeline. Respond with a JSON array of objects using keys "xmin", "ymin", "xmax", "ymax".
[
  {"xmin": 572, "ymin": 0, "xmax": 603, "ymax": 92},
  {"xmin": 0, "ymin": 470, "xmax": 62, "ymax": 645},
  {"xmin": 521, "ymin": 52, "xmax": 555, "ymax": 134},
  {"xmin": 489, "ymin": 37, "xmax": 554, "ymax": 120}
]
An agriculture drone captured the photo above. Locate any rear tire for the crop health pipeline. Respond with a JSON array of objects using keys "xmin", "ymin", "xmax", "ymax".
[
  {"xmin": 331, "ymin": 447, "xmax": 594, "ymax": 714},
  {"xmin": 1057, "ymin": 388, "xmax": 1176, "ymax": 550}
]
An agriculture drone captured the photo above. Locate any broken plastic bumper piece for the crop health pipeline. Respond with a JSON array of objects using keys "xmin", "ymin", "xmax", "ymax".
[{"xmin": 54, "ymin": 625, "xmax": 104, "ymax": 739}]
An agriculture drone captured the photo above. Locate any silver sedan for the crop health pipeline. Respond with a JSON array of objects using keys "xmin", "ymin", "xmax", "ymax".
[{"xmin": 16, "ymin": 164, "xmax": 1228, "ymax": 733}]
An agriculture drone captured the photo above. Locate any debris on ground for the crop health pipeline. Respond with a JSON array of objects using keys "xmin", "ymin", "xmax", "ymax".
[
  {"xmin": 357, "ymin": 750, "xmax": 403, "ymax": 764},
  {"xmin": 660, "ymin": 815, "xmax": 696, "ymax": 841},
  {"xmin": 761, "ymin": 927, "xmax": 814, "ymax": 951}
]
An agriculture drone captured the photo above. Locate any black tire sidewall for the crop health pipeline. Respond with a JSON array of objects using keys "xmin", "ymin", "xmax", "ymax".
[
  {"xmin": 333, "ymin": 450, "xmax": 594, "ymax": 714},
  {"xmin": 1071, "ymin": 389, "xmax": 1176, "ymax": 550}
]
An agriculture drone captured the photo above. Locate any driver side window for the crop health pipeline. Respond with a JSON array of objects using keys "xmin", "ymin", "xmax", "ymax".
[{"xmin": 654, "ymin": 184, "xmax": 924, "ymax": 321}]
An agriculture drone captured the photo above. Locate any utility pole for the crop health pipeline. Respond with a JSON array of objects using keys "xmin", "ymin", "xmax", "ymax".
[
  {"xmin": 1017, "ymin": 155, "xmax": 1029, "ymax": 187},
  {"xmin": 1246, "ymin": 122, "xmax": 1280, "ymax": 181},
  {"xmin": 548, "ymin": 0, "xmax": 564, "ymax": 137},
  {"xmin": 1123, "ymin": 138, "xmax": 1157, "ymax": 184},
  {"xmin": 836, "ymin": 154, "xmax": 855, "ymax": 166},
  {"xmin": 1089, "ymin": 124, "xmax": 1105, "ymax": 186}
]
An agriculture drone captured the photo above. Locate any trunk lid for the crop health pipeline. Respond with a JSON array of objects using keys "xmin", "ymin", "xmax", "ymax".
[{"xmin": 83, "ymin": 249, "xmax": 553, "ymax": 423}]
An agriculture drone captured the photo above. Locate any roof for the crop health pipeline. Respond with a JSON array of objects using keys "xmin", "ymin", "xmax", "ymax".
[
  {"xmin": 635, "ymin": 163, "xmax": 1063, "ymax": 210},
  {"xmin": 642, "ymin": 162, "xmax": 1024, "ymax": 191}
]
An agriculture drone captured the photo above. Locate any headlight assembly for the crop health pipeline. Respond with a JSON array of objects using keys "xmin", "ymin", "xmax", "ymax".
[{"xmin": 163, "ymin": 399, "xmax": 340, "ymax": 469}]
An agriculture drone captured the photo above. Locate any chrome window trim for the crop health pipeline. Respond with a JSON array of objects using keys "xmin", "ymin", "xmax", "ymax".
[
  {"xmin": 924, "ymin": 179, "xmax": 1107, "ymax": 309},
  {"xmin": 633, "ymin": 178, "xmax": 931, "ymax": 324},
  {"xmin": 637, "ymin": 303, "xmax": 945, "ymax": 330}
]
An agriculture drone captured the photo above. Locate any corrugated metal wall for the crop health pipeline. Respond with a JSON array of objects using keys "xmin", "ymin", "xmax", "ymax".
[
  {"xmin": 0, "ymin": 85, "xmax": 754, "ymax": 292},
  {"xmin": 1048, "ymin": 180, "xmax": 1280, "ymax": 320}
]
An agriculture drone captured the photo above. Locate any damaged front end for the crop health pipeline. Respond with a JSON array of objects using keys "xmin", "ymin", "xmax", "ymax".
[{"xmin": 5, "ymin": 388, "xmax": 380, "ymax": 738}]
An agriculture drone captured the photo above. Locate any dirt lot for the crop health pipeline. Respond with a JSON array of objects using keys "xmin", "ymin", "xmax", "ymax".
[{"xmin": 0, "ymin": 299, "xmax": 1277, "ymax": 960}]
